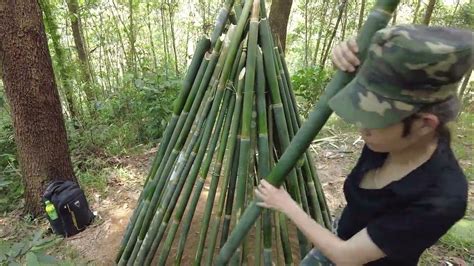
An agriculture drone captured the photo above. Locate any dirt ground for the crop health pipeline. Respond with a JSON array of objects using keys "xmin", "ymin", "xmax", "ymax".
[
  {"xmin": 57, "ymin": 139, "xmax": 361, "ymax": 265},
  {"xmin": 2, "ymin": 135, "xmax": 471, "ymax": 265}
]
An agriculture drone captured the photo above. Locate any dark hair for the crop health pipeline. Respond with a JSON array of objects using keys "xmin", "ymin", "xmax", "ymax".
[{"xmin": 401, "ymin": 97, "xmax": 460, "ymax": 143}]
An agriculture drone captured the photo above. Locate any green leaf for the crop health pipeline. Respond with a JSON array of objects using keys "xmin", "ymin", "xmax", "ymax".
[
  {"xmin": 34, "ymin": 252, "xmax": 58, "ymax": 264},
  {"xmin": 30, "ymin": 237, "xmax": 62, "ymax": 251},
  {"xmin": 25, "ymin": 252, "xmax": 39, "ymax": 266}
]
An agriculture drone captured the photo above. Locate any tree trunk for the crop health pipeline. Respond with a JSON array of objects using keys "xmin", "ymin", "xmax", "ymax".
[
  {"xmin": 321, "ymin": 0, "xmax": 348, "ymax": 67},
  {"xmin": 167, "ymin": 0, "xmax": 179, "ymax": 75},
  {"xmin": 128, "ymin": 0, "xmax": 137, "ymax": 76},
  {"xmin": 422, "ymin": 0, "xmax": 436, "ymax": 25},
  {"xmin": 448, "ymin": 0, "xmax": 460, "ymax": 26},
  {"xmin": 268, "ymin": 0, "xmax": 293, "ymax": 53},
  {"xmin": 66, "ymin": 0, "xmax": 95, "ymax": 104},
  {"xmin": 304, "ymin": 0, "xmax": 309, "ymax": 67},
  {"xmin": 412, "ymin": 0, "xmax": 421, "ymax": 23},
  {"xmin": 357, "ymin": 0, "xmax": 366, "ymax": 31},
  {"xmin": 311, "ymin": 0, "xmax": 329, "ymax": 65},
  {"xmin": 160, "ymin": 4, "xmax": 170, "ymax": 77},
  {"xmin": 0, "ymin": 0, "xmax": 77, "ymax": 216},
  {"xmin": 40, "ymin": 0, "xmax": 78, "ymax": 125}
]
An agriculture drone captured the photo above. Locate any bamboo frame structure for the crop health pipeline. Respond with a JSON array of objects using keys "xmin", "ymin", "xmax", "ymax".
[{"xmin": 116, "ymin": 0, "xmax": 400, "ymax": 264}]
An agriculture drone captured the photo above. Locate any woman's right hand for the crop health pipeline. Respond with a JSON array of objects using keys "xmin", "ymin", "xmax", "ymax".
[{"xmin": 331, "ymin": 38, "xmax": 360, "ymax": 72}]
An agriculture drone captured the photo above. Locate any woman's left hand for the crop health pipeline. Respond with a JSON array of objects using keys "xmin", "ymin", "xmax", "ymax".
[{"xmin": 255, "ymin": 180, "xmax": 296, "ymax": 213}]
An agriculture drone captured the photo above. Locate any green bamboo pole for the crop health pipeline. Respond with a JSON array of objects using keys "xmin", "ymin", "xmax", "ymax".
[
  {"xmin": 175, "ymin": 42, "xmax": 244, "ymax": 264},
  {"xmin": 258, "ymin": 17, "xmax": 308, "ymax": 258},
  {"xmin": 125, "ymin": 50, "xmax": 215, "ymax": 264},
  {"xmin": 210, "ymin": 0, "xmax": 235, "ymax": 47},
  {"xmin": 218, "ymin": 44, "xmax": 248, "ymax": 248},
  {"xmin": 132, "ymin": 87, "xmax": 216, "ymax": 265},
  {"xmin": 231, "ymin": 0, "xmax": 260, "ymax": 263},
  {"xmin": 143, "ymin": 131, "xmax": 205, "ymax": 265},
  {"xmin": 255, "ymin": 49, "xmax": 273, "ymax": 266},
  {"xmin": 275, "ymin": 46, "xmax": 332, "ymax": 228},
  {"xmin": 204, "ymin": 51, "xmax": 245, "ymax": 266},
  {"xmin": 138, "ymin": 1, "xmax": 253, "ymax": 262},
  {"xmin": 193, "ymin": 40, "xmax": 245, "ymax": 266},
  {"xmin": 134, "ymin": 75, "xmax": 221, "ymax": 264},
  {"xmin": 273, "ymin": 49, "xmax": 324, "ymax": 227},
  {"xmin": 193, "ymin": 93, "xmax": 236, "ymax": 265},
  {"xmin": 278, "ymin": 210, "xmax": 293, "ymax": 265},
  {"xmin": 116, "ymin": 38, "xmax": 210, "ymax": 263},
  {"xmin": 172, "ymin": 89, "xmax": 235, "ymax": 265},
  {"xmin": 216, "ymin": 1, "xmax": 399, "ymax": 263}
]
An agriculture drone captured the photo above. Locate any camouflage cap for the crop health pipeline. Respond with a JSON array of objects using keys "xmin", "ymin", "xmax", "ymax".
[{"xmin": 328, "ymin": 24, "xmax": 473, "ymax": 129}]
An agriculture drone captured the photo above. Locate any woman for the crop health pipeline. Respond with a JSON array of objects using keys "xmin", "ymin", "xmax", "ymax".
[{"xmin": 255, "ymin": 25, "xmax": 472, "ymax": 265}]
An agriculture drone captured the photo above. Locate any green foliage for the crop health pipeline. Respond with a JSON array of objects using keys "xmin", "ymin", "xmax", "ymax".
[
  {"xmin": 69, "ymin": 71, "xmax": 180, "ymax": 157},
  {"xmin": 291, "ymin": 66, "xmax": 332, "ymax": 116},
  {"xmin": 0, "ymin": 230, "xmax": 63, "ymax": 265},
  {"xmin": 0, "ymin": 110, "xmax": 23, "ymax": 213},
  {"xmin": 441, "ymin": 219, "xmax": 474, "ymax": 252}
]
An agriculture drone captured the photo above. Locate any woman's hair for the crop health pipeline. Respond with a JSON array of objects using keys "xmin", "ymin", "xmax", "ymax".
[{"xmin": 402, "ymin": 96, "xmax": 460, "ymax": 143}]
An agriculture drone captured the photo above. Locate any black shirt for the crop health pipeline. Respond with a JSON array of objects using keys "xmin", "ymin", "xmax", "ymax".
[{"xmin": 337, "ymin": 138, "xmax": 468, "ymax": 265}]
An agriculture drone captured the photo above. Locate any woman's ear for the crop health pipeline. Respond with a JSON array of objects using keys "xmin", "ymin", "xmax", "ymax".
[{"xmin": 417, "ymin": 113, "xmax": 439, "ymax": 135}]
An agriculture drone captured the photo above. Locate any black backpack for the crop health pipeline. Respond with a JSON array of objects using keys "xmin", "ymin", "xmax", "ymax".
[{"xmin": 43, "ymin": 180, "xmax": 95, "ymax": 237}]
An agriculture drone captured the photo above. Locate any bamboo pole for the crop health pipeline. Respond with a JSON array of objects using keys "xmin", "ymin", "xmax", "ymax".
[{"xmin": 216, "ymin": 1, "xmax": 399, "ymax": 263}]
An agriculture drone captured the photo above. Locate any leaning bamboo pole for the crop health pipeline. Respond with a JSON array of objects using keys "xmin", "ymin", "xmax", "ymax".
[
  {"xmin": 216, "ymin": 0, "xmax": 399, "ymax": 264},
  {"xmin": 117, "ymin": 0, "xmax": 399, "ymax": 264}
]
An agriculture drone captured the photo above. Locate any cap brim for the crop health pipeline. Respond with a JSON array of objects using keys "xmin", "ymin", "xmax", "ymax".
[{"xmin": 328, "ymin": 77, "xmax": 422, "ymax": 129}]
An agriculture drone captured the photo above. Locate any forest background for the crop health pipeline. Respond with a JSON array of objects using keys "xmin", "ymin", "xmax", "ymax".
[{"xmin": 0, "ymin": 0, "xmax": 473, "ymax": 264}]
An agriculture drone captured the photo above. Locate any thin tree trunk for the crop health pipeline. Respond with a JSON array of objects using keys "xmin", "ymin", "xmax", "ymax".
[
  {"xmin": 268, "ymin": 0, "xmax": 293, "ymax": 53},
  {"xmin": 357, "ymin": 0, "xmax": 366, "ymax": 31},
  {"xmin": 341, "ymin": 1, "xmax": 349, "ymax": 40},
  {"xmin": 146, "ymin": 1, "xmax": 158, "ymax": 71},
  {"xmin": 0, "ymin": 0, "xmax": 77, "ymax": 216},
  {"xmin": 448, "ymin": 0, "xmax": 460, "ymax": 26},
  {"xmin": 311, "ymin": 0, "xmax": 329, "ymax": 65},
  {"xmin": 66, "ymin": 0, "xmax": 95, "ymax": 104},
  {"xmin": 321, "ymin": 0, "xmax": 348, "ymax": 67},
  {"xmin": 40, "ymin": 0, "xmax": 78, "ymax": 124},
  {"xmin": 319, "ymin": 0, "xmax": 338, "ymax": 66},
  {"xmin": 422, "ymin": 0, "xmax": 436, "ymax": 25},
  {"xmin": 412, "ymin": 0, "xmax": 422, "ymax": 23},
  {"xmin": 304, "ymin": 0, "xmax": 309, "ymax": 67},
  {"xmin": 128, "ymin": 0, "xmax": 137, "ymax": 76},
  {"xmin": 167, "ymin": 0, "xmax": 179, "ymax": 75},
  {"xmin": 160, "ymin": 4, "xmax": 170, "ymax": 76}
]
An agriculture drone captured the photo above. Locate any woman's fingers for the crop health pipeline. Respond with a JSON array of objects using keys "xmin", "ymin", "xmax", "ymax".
[
  {"xmin": 255, "ymin": 188, "xmax": 266, "ymax": 201},
  {"xmin": 333, "ymin": 46, "xmax": 353, "ymax": 71},
  {"xmin": 348, "ymin": 38, "xmax": 359, "ymax": 53},
  {"xmin": 332, "ymin": 39, "xmax": 360, "ymax": 72},
  {"xmin": 341, "ymin": 41, "xmax": 360, "ymax": 67}
]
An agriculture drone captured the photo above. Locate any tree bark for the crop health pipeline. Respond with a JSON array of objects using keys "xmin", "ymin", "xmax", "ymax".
[
  {"xmin": 0, "ymin": 0, "xmax": 77, "ymax": 216},
  {"xmin": 268, "ymin": 0, "xmax": 293, "ymax": 53},
  {"xmin": 422, "ymin": 0, "xmax": 437, "ymax": 25}
]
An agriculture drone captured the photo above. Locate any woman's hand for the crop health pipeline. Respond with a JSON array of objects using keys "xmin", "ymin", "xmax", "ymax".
[
  {"xmin": 331, "ymin": 38, "xmax": 360, "ymax": 72},
  {"xmin": 255, "ymin": 180, "xmax": 296, "ymax": 213}
]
